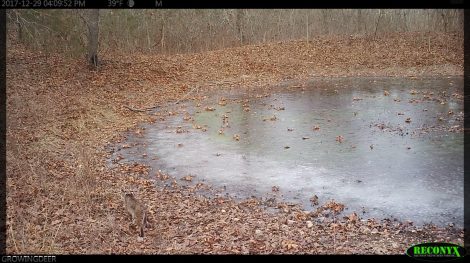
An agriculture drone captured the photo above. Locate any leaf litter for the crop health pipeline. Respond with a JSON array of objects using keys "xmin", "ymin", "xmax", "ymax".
[{"xmin": 6, "ymin": 32, "xmax": 463, "ymax": 254}]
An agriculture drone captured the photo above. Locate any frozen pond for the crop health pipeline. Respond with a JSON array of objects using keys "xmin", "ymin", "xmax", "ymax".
[{"xmin": 110, "ymin": 77, "xmax": 464, "ymax": 227}]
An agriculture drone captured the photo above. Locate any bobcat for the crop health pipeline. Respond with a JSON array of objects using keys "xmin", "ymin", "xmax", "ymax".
[{"xmin": 122, "ymin": 191, "xmax": 148, "ymax": 238}]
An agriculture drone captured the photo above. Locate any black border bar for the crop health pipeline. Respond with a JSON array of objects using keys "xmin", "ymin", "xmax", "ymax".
[
  {"xmin": 0, "ymin": 8, "xmax": 6, "ymax": 255},
  {"xmin": 0, "ymin": 0, "xmax": 466, "ymax": 9}
]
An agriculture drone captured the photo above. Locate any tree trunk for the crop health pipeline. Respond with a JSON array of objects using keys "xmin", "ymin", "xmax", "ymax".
[
  {"xmin": 356, "ymin": 9, "xmax": 362, "ymax": 34},
  {"xmin": 9, "ymin": 10, "xmax": 23, "ymax": 41},
  {"xmin": 86, "ymin": 9, "xmax": 100, "ymax": 68},
  {"xmin": 236, "ymin": 10, "xmax": 244, "ymax": 45},
  {"xmin": 373, "ymin": 10, "xmax": 383, "ymax": 39},
  {"xmin": 306, "ymin": 12, "xmax": 309, "ymax": 42}
]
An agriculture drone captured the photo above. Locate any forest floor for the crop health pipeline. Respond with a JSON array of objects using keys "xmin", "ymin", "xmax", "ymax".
[{"xmin": 6, "ymin": 32, "xmax": 464, "ymax": 254}]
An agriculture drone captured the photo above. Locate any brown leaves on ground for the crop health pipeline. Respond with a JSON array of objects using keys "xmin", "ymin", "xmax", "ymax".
[
  {"xmin": 324, "ymin": 200, "xmax": 345, "ymax": 214},
  {"xmin": 263, "ymin": 115, "xmax": 277, "ymax": 121},
  {"xmin": 336, "ymin": 135, "xmax": 344, "ymax": 143},
  {"xmin": 5, "ymin": 32, "xmax": 463, "ymax": 254},
  {"xmin": 310, "ymin": 195, "xmax": 319, "ymax": 206},
  {"xmin": 181, "ymin": 175, "xmax": 194, "ymax": 182}
]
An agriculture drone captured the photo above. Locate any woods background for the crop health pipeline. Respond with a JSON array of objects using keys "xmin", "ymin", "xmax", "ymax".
[{"xmin": 6, "ymin": 9, "xmax": 464, "ymax": 56}]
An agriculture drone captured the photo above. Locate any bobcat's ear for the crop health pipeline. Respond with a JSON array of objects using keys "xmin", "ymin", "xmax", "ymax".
[{"xmin": 121, "ymin": 189, "xmax": 128, "ymax": 199}]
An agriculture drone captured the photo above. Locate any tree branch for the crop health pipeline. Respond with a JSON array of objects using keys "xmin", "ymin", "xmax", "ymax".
[
  {"xmin": 123, "ymin": 105, "xmax": 160, "ymax": 112},
  {"xmin": 174, "ymin": 85, "xmax": 199, "ymax": 105},
  {"xmin": 123, "ymin": 85, "xmax": 199, "ymax": 113}
]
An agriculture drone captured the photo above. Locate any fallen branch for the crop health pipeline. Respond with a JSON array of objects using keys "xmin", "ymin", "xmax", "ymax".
[
  {"xmin": 174, "ymin": 85, "xmax": 199, "ymax": 105},
  {"xmin": 124, "ymin": 84, "xmax": 198, "ymax": 112},
  {"xmin": 123, "ymin": 105, "xmax": 160, "ymax": 112}
]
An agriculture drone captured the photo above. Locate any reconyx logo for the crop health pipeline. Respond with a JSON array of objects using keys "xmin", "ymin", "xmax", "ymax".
[{"xmin": 406, "ymin": 242, "xmax": 466, "ymax": 261}]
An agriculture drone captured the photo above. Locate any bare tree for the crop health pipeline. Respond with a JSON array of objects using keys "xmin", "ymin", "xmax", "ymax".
[
  {"xmin": 236, "ymin": 9, "xmax": 244, "ymax": 45},
  {"xmin": 7, "ymin": 9, "xmax": 464, "ymax": 56},
  {"xmin": 373, "ymin": 10, "xmax": 383, "ymax": 38},
  {"xmin": 83, "ymin": 10, "xmax": 100, "ymax": 68}
]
